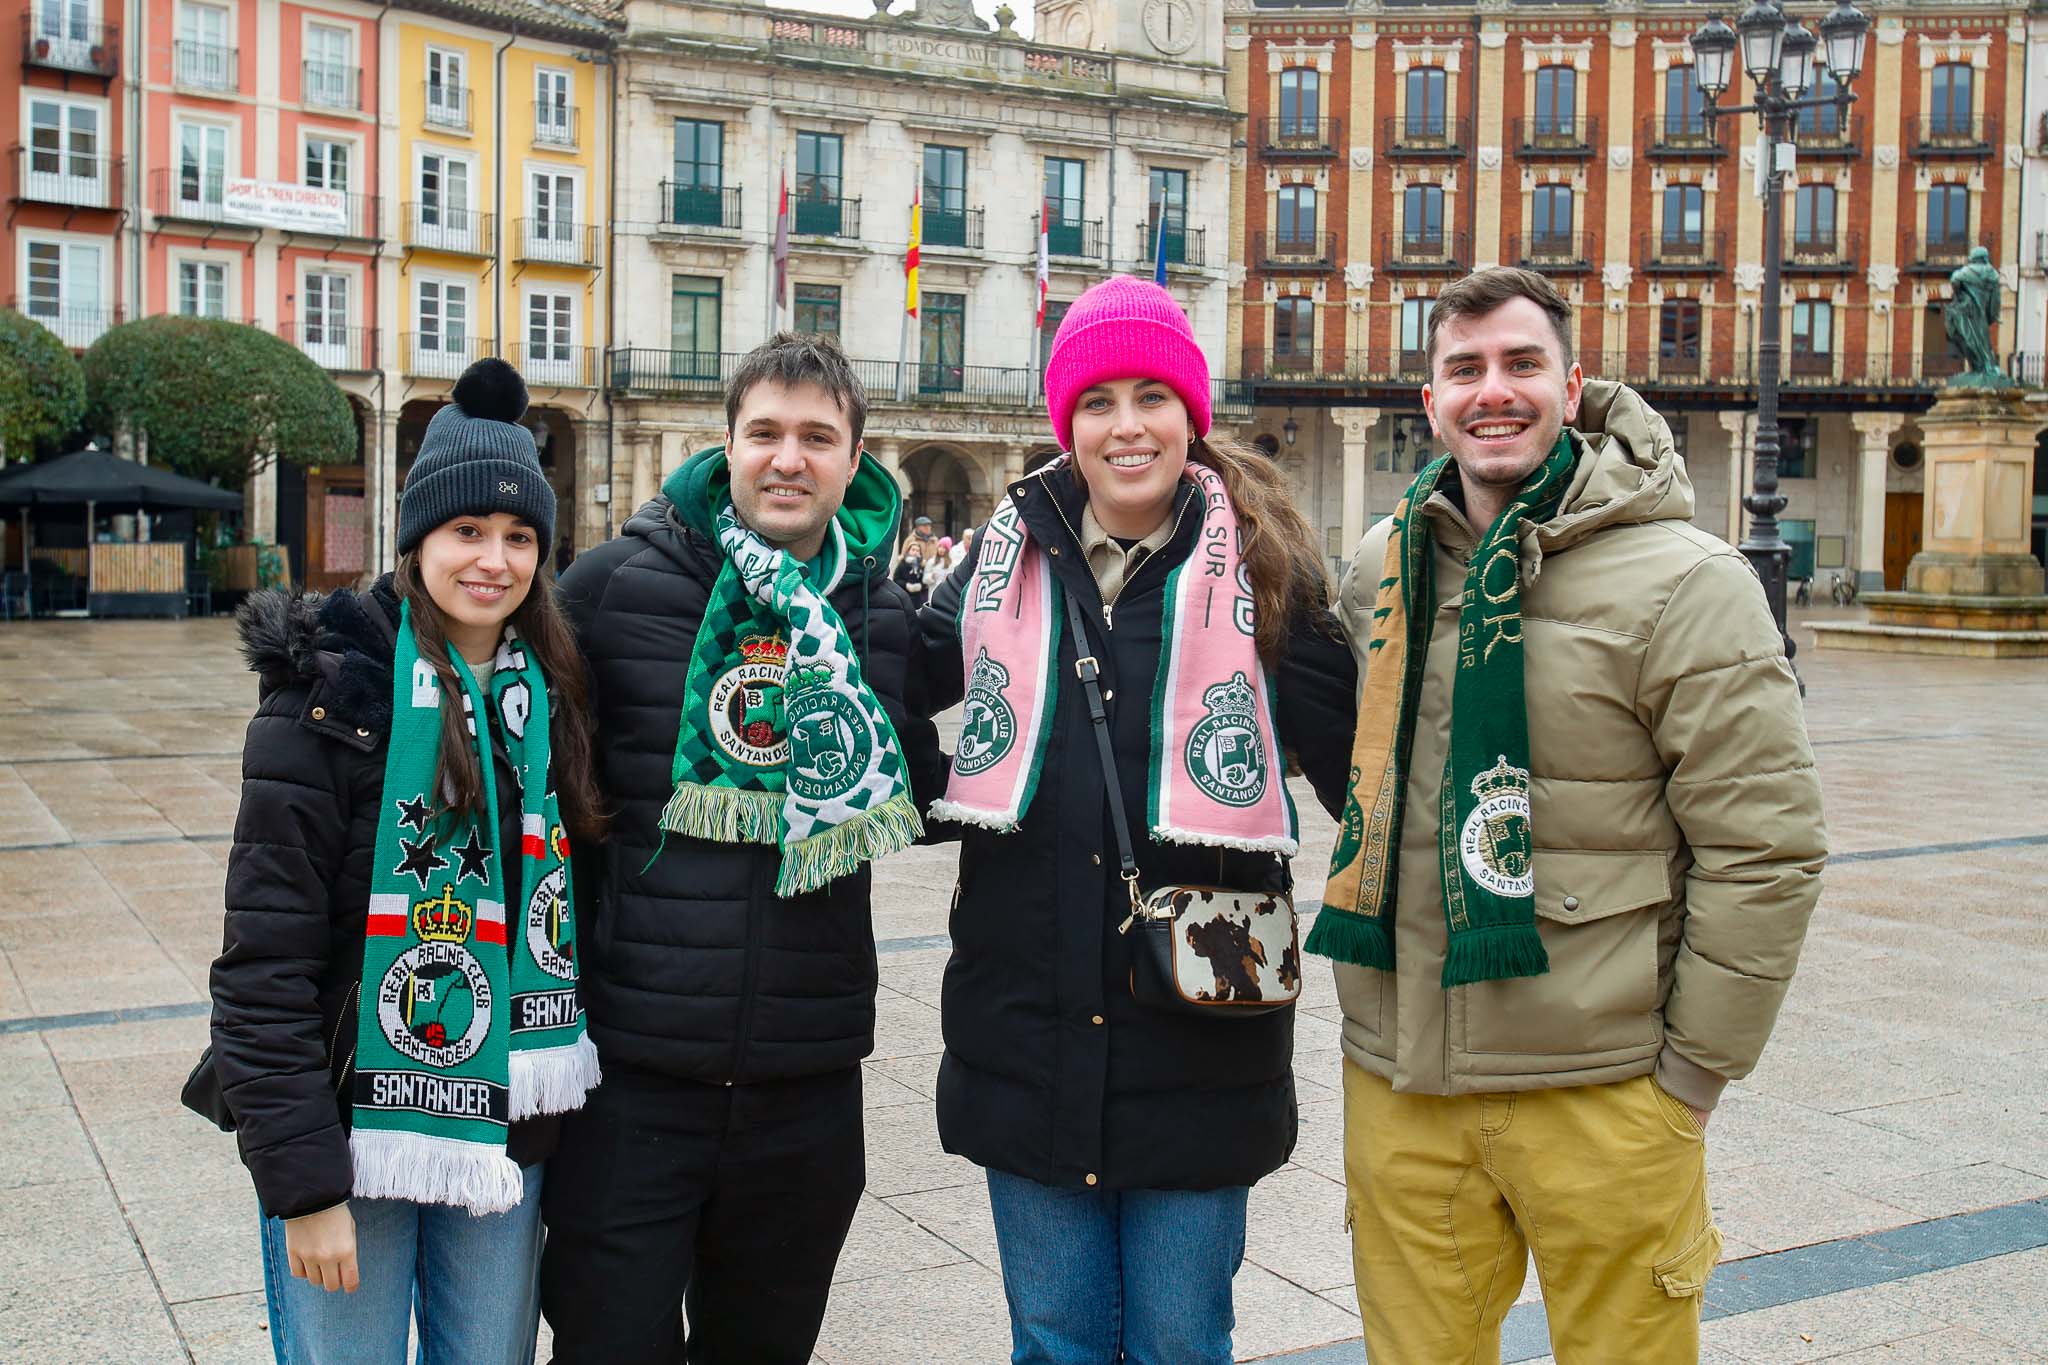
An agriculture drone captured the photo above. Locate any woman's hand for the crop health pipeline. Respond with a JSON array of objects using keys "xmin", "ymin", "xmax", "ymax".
[{"xmin": 284, "ymin": 1203, "xmax": 359, "ymax": 1293}]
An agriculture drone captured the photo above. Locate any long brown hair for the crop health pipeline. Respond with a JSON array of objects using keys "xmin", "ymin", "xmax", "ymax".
[
  {"xmin": 392, "ymin": 553, "xmax": 608, "ymax": 845},
  {"xmin": 1189, "ymin": 435, "xmax": 1334, "ymax": 665}
]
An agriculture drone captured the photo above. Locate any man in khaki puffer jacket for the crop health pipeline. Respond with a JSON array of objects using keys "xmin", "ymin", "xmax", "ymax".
[{"xmin": 1326, "ymin": 268, "xmax": 1826, "ymax": 1363}]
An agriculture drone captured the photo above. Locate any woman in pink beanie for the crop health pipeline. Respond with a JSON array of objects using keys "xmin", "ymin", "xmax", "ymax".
[{"xmin": 914, "ymin": 276, "xmax": 1359, "ymax": 1363}]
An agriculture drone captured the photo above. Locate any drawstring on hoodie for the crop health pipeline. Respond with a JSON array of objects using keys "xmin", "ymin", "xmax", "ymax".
[{"xmin": 860, "ymin": 556, "xmax": 874, "ymax": 663}]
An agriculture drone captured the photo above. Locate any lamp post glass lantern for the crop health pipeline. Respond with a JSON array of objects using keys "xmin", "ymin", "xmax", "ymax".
[{"xmin": 1689, "ymin": 0, "xmax": 1868, "ymax": 674}]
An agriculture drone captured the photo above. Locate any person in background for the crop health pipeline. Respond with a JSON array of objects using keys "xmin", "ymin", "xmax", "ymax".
[{"xmin": 894, "ymin": 535, "xmax": 929, "ymax": 605}]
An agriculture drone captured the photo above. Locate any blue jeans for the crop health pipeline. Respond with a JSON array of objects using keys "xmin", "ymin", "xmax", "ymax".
[
  {"xmin": 984, "ymin": 1168, "xmax": 1249, "ymax": 1365},
  {"xmin": 259, "ymin": 1162, "xmax": 545, "ymax": 1365}
]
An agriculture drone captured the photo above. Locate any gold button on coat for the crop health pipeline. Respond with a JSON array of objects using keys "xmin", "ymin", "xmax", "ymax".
[
  {"xmin": 310, "ymin": 706, "xmax": 326, "ymax": 720},
  {"xmin": 1085, "ymin": 1173, "xmax": 1098, "ymax": 1186}
]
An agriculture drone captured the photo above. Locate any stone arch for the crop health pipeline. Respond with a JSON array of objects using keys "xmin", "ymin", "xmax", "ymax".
[
  {"xmin": 528, "ymin": 405, "xmax": 579, "ymax": 567},
  {"xmin": 903, "ymin": 444, "xmax": 989, "ymax": 538}
]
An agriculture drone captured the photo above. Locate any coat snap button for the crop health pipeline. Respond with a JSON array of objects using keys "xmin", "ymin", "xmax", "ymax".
[
  {"xmin": 356, "ymin": 728, "xmax": 371, "ymax": 739},
  {"xmin": 1085, "ymin": 1173, "xmax": 1098, "ymax": 1186},
  {"xmin": 1048, "ymin": 546, "xmax": 1061, "ymax": 556},
  {"xmin": 1090, "ymin": 853, "xmax": 1101, "ymax": 865},
  {"xmin": 1562, "ymin": 895, "xmax": 1581, "ymax": 911},
  {"xmin": 310, "ymin": 706, "xmax": 327, "ymax": 721},
  {"xmin": 1091, "ymin": 1015, "xmax": 1104, "ymax": 1026}
]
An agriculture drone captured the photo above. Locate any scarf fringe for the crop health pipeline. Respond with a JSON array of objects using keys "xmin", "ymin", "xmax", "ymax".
[
  {"xmin": 349, "ymin": 1129, "xmax": 526, "ymax": 1216},
  {"xmin": 1303, "ymin": 906, "xmax": 1395, "ymax": 970},
  {"xmin": 659, "ymin": 783, "xmax": 783, "ymax": 845},
  {"xmin": 508, "ymin": 1034, "xmax": 603, "ymax": 1121},
  {"xmin": 1152, "ymin": 825, "xmax": 1302, "ymax": 858},
  {"xmin": 1440, "ymin": 925, "xmax": 1550, "ymax": 989},
  {"xmin": 924, "ymin": 798, "xmax": 1020, "ymax": 834},
  {"xmin": 775, "ymin": 792, "xmax": 925, "ymax": 897}
]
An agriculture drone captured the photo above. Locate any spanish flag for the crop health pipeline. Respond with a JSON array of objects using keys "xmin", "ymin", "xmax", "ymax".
[{"xmin": 905, "ymin": 185, "xmax": 921, "ymax": 319}]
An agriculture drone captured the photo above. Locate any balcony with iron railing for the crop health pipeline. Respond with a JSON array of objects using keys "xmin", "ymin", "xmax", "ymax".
[
  {"xmin": 173, "ymin": 40, "xmax": 238, "ymax": 93},
  {"xmin": 1237, "ymin": 345, "xmax": 2006, "ymax": 394},
  {"xmin": 403, "ymin": 203, "xmax": 493, "ymax": 255},
  {"xmin": 21, "ymin": 13, "xmax": 117, "ymax": 77},
  {"xmin": 12, "ymin": 146, "xmax": 121, "ymax": 210},
  {"xmin": 5, "ymin": 298, "xmax": 123, "ymax": 349},
  {"xmin": 1643, "ymin": 115, "xmax": 1724, "ymax": 157},
  {"xmin": 1641, "ymin": 230, "xmax": 1726, "ymax": 272},
  {"xmin": 509, "ymin": 342, "xmax": 599, "ymax": 388},
  {"xmin": 302, "ymin": 60, "xmax": 358, "ymax": 111},
  {"xmin": 403, "ymin": 331, "xmax": 492, "ymax": 380},
  {"xmin": 1784, "ymin": 228, "xmax": 1861, "ymax": 273},
  {"xmin": 280, "ymin": 322, "xmax": 377, "ymax": 372},
  {"xmin": 1382, "ymin": 230, "xmax": 1469, "ymax": 273},
  {"xmin": 1513, "ymin": 115, "xmax": 1598, "ymax": 157},
  {"xmin": 793, "ymin": 195, "xmax": 860, "ymax": 240},
  {"xmin": 514, "ymin": 219, "xmax": 600, "ymax": 268},
  {"xmin": 1137, "ymin": 220, "xmax": 1204, "ymax": 268},
  {"xmin": 659, "ymin": 182, "xmax": 742, "ymax": 232},
  {"xmin": 1792, "ymin": 112, "xmax": 1863, "ymax": 158},
  {"xmin": 533, "ymin": 102, "xmax": 577, "ymax": 148},
  {"xmin": 1385, "ymin": 115, "xmax": 1468, "ymax": 158},
  {"xmin": 1254, "ymin": 230, "xmax": 1335, "ymax": 271},
  {"xmin": 1036, "ymin": 213, "xmax": 1103, "ymax": 260},
  {"xmin": 423, "ymin": 82, "xmax": 471, "ymax": 133},
  {"xmin": 153, "ymin": 170, "xmax": 380, "ymax": 238},
  {"xmin": 1256, "ymin": 118, "xmax": 1340, "ymax": 158},
  {"xmin": 1511, "ymin": 231, "xmax": 1593, "ymax": 271},
  {"xmin": 923, "ymin": 207, "xmax": 985, "ymax": 251},
  {"xmin": 1905, "ymin": 230, "xmax": 1996, "ymax": 274},
  {"xmin": 1908, "ymin": 113, "xmax": 1997, "ymax": 156}
]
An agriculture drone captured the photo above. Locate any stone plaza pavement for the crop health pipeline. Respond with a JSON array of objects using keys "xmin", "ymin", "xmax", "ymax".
[{"xmin": 1, "ymin": 608, "xmax": 2045, "ymax": 1363}]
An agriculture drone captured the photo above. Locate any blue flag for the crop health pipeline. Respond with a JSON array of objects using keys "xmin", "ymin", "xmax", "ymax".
[{"xmin": 1153, "ymin": 206, "xmax": 1168, "ymax": 286}]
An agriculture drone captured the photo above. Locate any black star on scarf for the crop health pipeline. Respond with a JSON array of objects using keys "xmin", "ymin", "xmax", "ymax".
[
  {"xmin": 394, "ymin": 835, "xmax": 449, "ymax": 890},
  {"xmin": 395, "ymin": 795, "xmax": 432, "ymax": 832},
  {"xmin": 451, "ymin": 827, "xmax": 494, "ymax": 884}
]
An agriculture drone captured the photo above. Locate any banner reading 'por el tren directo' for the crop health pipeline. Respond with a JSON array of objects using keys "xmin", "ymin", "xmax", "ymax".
[{"xmin": 223, "ymin": 178, "xmax": 349, "ymax": 234}]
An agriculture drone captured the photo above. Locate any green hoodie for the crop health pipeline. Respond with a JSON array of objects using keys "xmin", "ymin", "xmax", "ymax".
[{"xmin": 663, "ymin": 445, "xmax": 902, "ymax": 572}]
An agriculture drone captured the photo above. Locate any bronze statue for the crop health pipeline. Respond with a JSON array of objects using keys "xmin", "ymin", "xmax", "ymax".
[{"xmin": 1942, "ymin": 246, "xmax": 2011, "ymax": 389}]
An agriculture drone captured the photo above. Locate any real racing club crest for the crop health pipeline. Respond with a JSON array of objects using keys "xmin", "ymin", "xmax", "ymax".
[
  {"xmin": 524, "ymin": 844, "xmax": 575, "ymax": 981},
  {"xmin": 376, "ymin": 884, "xmax": 495, "ymax": 1068},
  {"xmin": 784, "ymin": 662, "xmax": 872, "ymax": 804},
  {"xmin": 708, "ymin": 634, "xmax": 790, "ymax": 768},
  {"xmin": 1185, "ymin": 672, "xmax": 1268, "ymax": 808},
  {"xmin": 953, "ymin": 648, "xmax": 1017, "ymax": 778},
  {"xmin": 1458, "ymin": 755, "xmax": 1534, "ymax": 898}
]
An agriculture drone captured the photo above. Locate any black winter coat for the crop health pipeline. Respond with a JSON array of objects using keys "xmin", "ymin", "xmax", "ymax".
[
  {"xmin": 557, "ymin": 499, "xmax": 946, "ymax": 1084},
  {"xmin": 208, "ymin": 581, "xmax": 556, "ymax": 1221},
  {"xmin": 920, "ymin": 468, "xmax": 1357, "ymax": 1191}
]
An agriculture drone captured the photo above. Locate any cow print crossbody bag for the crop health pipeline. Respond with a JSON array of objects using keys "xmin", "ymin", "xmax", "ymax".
[{"xmin": 1063, "ymin": 590, "xmax": 1301, "ymax": 1018}]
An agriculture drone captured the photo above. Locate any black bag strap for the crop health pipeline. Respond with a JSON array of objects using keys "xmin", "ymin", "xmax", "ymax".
[{"xmin": 1062, "ymin": 588, "xmax": 1142, "ymax": 923}]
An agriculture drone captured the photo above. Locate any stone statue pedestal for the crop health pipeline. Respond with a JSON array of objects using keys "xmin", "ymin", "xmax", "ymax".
[{"xmin": 1812, "ymin": 390, "xmax": 2048, "ymax": 658}]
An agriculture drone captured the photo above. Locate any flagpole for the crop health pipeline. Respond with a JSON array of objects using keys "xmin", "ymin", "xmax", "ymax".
[
  {"xmin": 897, "ymin": 183, "xmax": 919, "ymax": 402},
  {"xmin": 765, "ymin": 158, "xmax": 780, "ymax": 339}
]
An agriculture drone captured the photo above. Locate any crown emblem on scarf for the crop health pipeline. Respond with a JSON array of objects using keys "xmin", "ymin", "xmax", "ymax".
[
  {"xmin": 739, "ymin": 634, "xmax": 790, "ymax": 669},
  {"xmin": 412, "ymin": 885, "xmax": 476, "ymax": 944},
  {"xmin": 785, "ymin": 660, "xmax": 835, "ymax": 695},
  {"xmin": 1201, "ymin": 672, "xmax": 1259, "ymax": 721},
  {"xmin": 966, "ymin": 647, "xmax": 1011, "ymax": 695},
  {"xmin": 1469, "ymin": 755, "xmax": 1531, "ymax": 802}
]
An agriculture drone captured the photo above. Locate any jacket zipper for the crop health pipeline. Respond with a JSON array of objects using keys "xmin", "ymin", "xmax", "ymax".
[
  {"xmin": 1033, "ymin": 473, "xmax": 1195, "ymax": 633},
  {"xmin": 727, "ymin": 853, "xmax": 772, "ymax": 1084},
  {"xmin": 331, "ymin": 981, "xmax": 359, "ymax": 1097}
]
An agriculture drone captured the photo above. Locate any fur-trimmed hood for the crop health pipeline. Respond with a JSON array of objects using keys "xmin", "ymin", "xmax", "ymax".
[{"xmin": 236, "ymin": 576, "xmax": 401, "ymax": 735}]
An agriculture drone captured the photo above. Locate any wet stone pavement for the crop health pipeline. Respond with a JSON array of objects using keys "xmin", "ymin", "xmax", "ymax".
[{"xmin": 0, "ymin": 611, "xmax": 2044, "ymax": 1363}]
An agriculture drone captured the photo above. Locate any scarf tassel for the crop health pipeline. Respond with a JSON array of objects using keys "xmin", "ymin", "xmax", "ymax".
[
  {"xmin": 1440, "ymin": 925, "xmax": 1550, "ymax": 989},
  {"xmin": 658, "ymin": 783, "xmax": 783, "ymax": 845},
  {"xmin": 1303, "ymin": 905, "xmax": 1395, "ymax": 970},
  {"xmin": 775, "ymin": 791, "xmax": 925, "ymax": 898},
  {"xmin": 349, "ymin": 1129, "xmax": 526, "ymax": 1216},
  {"xmin": 509, "ymin": 1034, "xmax": 604, "ymax": 1122}
]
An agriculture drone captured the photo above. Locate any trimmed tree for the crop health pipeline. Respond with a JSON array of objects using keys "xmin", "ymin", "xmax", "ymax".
[
  {"xmin": 0, "ymin": 311, "xmax": 88, "ymax": 464},
  {"xmin": 83, "ymin": 316, "xmax": 356, "ymax": 486}
]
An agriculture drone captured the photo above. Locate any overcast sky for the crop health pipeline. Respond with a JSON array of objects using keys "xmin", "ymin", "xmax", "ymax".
[{"xmin": 767, "ymin": 0, "xmax": 1036, "ymax": 38}]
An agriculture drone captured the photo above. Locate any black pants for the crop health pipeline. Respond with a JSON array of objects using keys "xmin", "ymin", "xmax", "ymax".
[{"xmin": 539, "ymin": 1065, "xmax": 865, "ymax": 1364}]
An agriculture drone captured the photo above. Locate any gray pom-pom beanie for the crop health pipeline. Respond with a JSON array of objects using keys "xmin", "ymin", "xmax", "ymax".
[{"xmin": 396, "ymin": 357, "xmax": 557, "ymax": 555}]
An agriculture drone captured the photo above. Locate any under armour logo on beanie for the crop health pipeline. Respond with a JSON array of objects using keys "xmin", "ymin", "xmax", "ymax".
[{"xmin": 397, "ymin": 358, "xmax": 558, "ymax": 555}]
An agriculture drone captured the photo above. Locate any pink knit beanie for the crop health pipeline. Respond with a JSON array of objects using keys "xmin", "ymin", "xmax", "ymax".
[{"xmin": 1043, "ymin": 276, "xmax": 1212, "ymax": 453}]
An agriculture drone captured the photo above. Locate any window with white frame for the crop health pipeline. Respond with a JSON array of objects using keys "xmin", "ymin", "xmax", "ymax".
[
  {"xmin": 34, "ymin": 0, "xmax": 94, "ymax": 66},
  {"xmin": 415, "ymin": 277, "xmax": 471, "ymax": 376},
  {"xmin": 304, "ymin": 23, "xmax": 354, "ymax": 109},
  {"xmin": 25, "ymin": 97, "xmax": 104, "ymax": 207},
  {"xmin": 304, "ymin": 136, "xmax": 349, "ymax": 190},
  {"xmin": 525, "ymin": 290, "xmax": 575, "ymax": 382},
  {"xmin": 177, "ymin": 259, "xmax": 230, "ymax": 317},
  {"xmin": 527, "ymin": 169, "xmax": 578, "ymax": 261},
  {"xmin": 416, "ymin": 150, "xmax": 474, "ymax": 248},
  {"xmin": 22, "ymin": 237, "xmax": 107, "ymax": 346},
  {"xmin": 535, "ymin": 68, "xmax": 573, "ymax": 145},
  {"xmin": 176, "ymin": 2, "xmax": 234, "ymax": 90},
  {"xmin": 1399, "ymin": 296, "xmax": 1433, "ymax": 364},
  {"xmin": 176, "ymin": 120, "xmax": 229, "ymax": 217},
  {"xmin": 302, "ymin": 270, "xmax": 351, "ymax": 365},
  {"xmin": 426, "ymin": 48, "xmax": 467, "ymax": 128}
]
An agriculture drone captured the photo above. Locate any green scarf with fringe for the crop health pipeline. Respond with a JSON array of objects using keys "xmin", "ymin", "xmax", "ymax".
[
  {"xmin": 1305, "ymin": 436, "xmax": 1576, "ymax": 988},
  {"xmin": 657, "ymin": 469, "xmax": 921, "ymax": 897}
]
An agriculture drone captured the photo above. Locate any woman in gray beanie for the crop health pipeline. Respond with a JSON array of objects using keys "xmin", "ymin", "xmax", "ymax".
[{"xmin": 204, "ymin": 356, "xmax": 607, "ymax": 1363}]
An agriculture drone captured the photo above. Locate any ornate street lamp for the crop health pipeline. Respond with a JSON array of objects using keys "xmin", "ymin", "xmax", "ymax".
[{"xmin": 1689, "ymin": 0, "xmax": 1869, "ymax": 673}]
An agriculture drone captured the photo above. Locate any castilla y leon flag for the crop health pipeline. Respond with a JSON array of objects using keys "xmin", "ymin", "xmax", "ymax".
[
  {"xmin": 773, "ymin": 170, "xmax": 791, "ymax": 310},
  {"xmin": 905, "ymin": 185, "xmax": 921, "ymax": 319},
  {"xmin": 1035, "ymin": 202, "xmax": 1050, "ymax": 330}
]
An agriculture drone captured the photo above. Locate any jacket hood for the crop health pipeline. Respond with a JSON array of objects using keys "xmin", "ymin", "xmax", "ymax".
[
  {"xmin": 663, "ymin": 444, "xmax": 903, "ymax": 563},
  {"xmin": 235, "ymin": 577, "xmax": 400, "ymax": 730},
  {"xmin": 1534, "ymin": 379, "xmax": 1695, "ymax": 559}
]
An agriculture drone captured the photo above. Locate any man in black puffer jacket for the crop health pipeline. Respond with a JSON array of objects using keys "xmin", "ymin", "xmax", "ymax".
[{"xmin": 539, "ymin": 335, "xmax": 944, "ymax": 1364}]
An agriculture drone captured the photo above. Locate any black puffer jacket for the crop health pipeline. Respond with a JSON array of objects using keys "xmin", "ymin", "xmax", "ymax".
[
  {"xmin": 920, "ymin": 468, "xmax": 1357, "ymax": 1191},
  {"xmin": 208, "ymin": 581, "xmax": 556, "ymax": 1221},
  {"xmin": 556, "ymin": 498, "xmax": 945, "ymax": 1083}
]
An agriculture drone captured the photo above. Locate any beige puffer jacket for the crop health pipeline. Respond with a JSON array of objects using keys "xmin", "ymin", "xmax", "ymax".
[{"xmin": 1332, "ymin": 380, "xmax": 1826, "ymax": 1110}]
